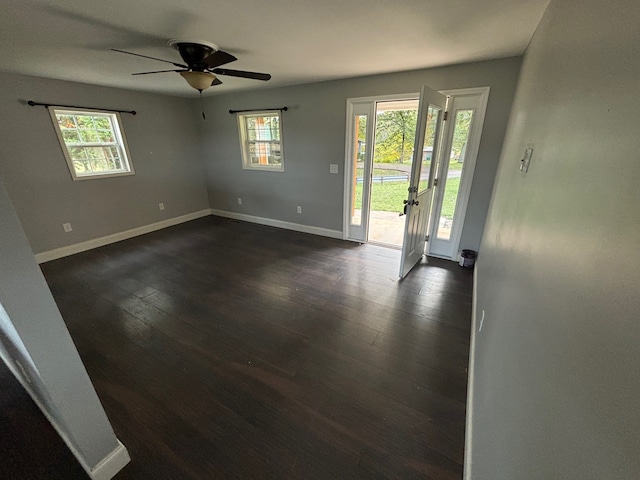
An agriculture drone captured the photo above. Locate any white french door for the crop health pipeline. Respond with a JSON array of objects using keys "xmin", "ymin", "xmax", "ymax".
[
  {"xmin": 399, "ymin": 85, "xmax": 447, "ymax": 278},
  {"xmin": 345, "ymin": 88, "xmax": 474, "ymax": 278},
  {"xmin": 427, "ymin": 87, "xmax": 490, "ymax": 260}
]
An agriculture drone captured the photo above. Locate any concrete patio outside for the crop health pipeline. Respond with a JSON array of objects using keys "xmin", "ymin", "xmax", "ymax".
[{"xmin": 366, "ymin": 210, "xmax": 453, "ymax": 248}]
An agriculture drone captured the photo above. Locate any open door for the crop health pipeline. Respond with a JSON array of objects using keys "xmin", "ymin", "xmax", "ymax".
[{"xmin": 399, "ymin": 85, "xmax": 447, "ymax": 278}]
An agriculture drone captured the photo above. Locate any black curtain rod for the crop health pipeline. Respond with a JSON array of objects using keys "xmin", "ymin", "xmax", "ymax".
[
  {"xmin": 229, "ymin": 107, "xmax": 288, "ymax": 114},
  {"xmin": 27, "ymin": 101, "xmax": 137, "ymax": 115}
]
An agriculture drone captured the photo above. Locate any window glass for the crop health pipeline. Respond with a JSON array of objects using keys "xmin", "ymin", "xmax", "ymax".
[
  {"xmin": 49, "ymin": 108, "xmax": 133, "ymax": 180},
  {"xmin": 436, "ymin": 109, "xmax": 474, "ymax": 240},
  {"xmin": 417, "ymin": 106, "xmax": 441, "ymax": 194},
  {"xmin": 238, "ymin": 112, "xmax": 284, "ymax": 171}
]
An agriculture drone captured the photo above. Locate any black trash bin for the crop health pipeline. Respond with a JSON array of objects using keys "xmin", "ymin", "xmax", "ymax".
[{"xmin": 459, "ymin": 249, "xmax": 477, "ymax": 268}]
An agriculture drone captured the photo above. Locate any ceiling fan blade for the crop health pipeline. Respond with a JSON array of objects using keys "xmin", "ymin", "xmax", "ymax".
[
  {"xmin": 211, "ymin": 77, "xmax": 223, "ymax": 86},
  {"xmin": 132, "ymin": 69, "xmax": 186, "ymax": 75},
  {"xmin": 203, "ymin": 50, "xmax": 237, "ymax": 68},
  {"xmin": 211, "ymin": 68, "xmax": 271, "ymax": 81},
  {"xmin": 111, "ymin": 49, "xmax": 187, "ymax": 68}
]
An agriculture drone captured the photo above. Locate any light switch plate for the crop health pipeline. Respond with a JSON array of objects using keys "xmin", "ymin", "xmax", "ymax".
[
  {"xmin": 329, "ymin": 164, "xmax": 339, "ymax": 174},
  {"xmin": 520, "ymin": 147, "xmax": 534, "ymax": 173}
]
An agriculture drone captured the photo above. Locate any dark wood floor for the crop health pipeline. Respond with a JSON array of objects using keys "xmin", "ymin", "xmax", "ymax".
[
  {"xmin": 39, "ymin": 216, "xmax": 473, "ymax": 479},
  {"xmin": 0, "ymin": 361, "xmax": 89, "ymax": 479}
]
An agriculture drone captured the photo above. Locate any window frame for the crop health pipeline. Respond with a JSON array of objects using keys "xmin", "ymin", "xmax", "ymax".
[
  {"xmin": 48, "ymin": 106, "xmax": 135, "ymax": 181},
  {"xmin": 237, "ymin": 110, "xmax": 285, "ymax": 172}
]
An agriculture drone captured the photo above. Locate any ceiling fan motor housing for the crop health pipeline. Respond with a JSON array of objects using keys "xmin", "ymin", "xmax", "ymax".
[{"xmin": 169, "ymin": 39, "xmax": 218, "ymax": 71}]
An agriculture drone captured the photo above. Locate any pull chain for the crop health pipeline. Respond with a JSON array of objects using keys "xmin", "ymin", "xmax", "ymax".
[{"xmin": 199, "ymin": 89, "xmax": 206, "ymax": 120}]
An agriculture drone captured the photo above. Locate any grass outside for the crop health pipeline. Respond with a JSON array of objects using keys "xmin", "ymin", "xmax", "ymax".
[
  {"xmin": 356, "ymin": 177, "xmax": 460, "ymax": 219},
  {"xmin": 356, "ymin": 161, "xmax": 462, "ymax": 178},
  {"xmin": 356, "ymin": 167, "xmax": 407, "ymax": 178}
]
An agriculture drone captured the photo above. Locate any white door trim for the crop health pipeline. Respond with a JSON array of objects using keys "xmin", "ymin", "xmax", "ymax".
[
  {"xmin": 428, "ymin": 86, "xmax": 490, "ymax": 260},
  {"xmin": 345, "ymin": 92, "xmax": 419, "ymax": 105}
]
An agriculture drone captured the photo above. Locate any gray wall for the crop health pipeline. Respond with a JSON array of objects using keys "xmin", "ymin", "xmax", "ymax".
[
  {"xmin": 0, "ymin": 181, "xmax": 122, "ymax": 470},
  {"xmin": 0, "ymin": 59, "xmax": 520, "ymax": 255},
  {"xmin": 468, "ymin": 0, "xmax": 640, "ymax": 478},
  {"xmin": 199, "ymin": 57, "xmax": 521, "ymax": 251},
  {"xmin": 0, "ymin": 72, "xmax": 209, "ymax": 254}
]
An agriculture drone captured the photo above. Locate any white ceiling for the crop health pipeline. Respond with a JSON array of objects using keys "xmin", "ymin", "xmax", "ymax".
[{"xmin": 0, "ymin": 0, "xmax": 551, "ymax": 97}]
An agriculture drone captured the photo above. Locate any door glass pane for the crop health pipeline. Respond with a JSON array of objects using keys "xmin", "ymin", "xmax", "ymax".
[
  {"xmin": 436, "ymin": 109, "xmax": 474, "ymax": 240},
  {"xmin": 351, "ymin": 114, "xmax": 367, "ymax": 226},
  {"xmin": 418, "ymin": 106, "xmax": 442, "ymax": 194}
]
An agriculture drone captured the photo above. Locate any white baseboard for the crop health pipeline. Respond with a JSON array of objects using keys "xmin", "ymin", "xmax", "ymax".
[
  {"xmin": 209, "ymin": 208, "xmax": 343, "ymax": 240},
  {"xmin": 0, "ymin": 351, "xmax": 130, "ymax": 480},
  {"xmin": 463, "ymin": 263, "xmax": 479, "ymax": 480},
  {"xmin": 35, "ymin": 209, "xmax": 211, "ymax": 263},
  {"xmin": 35, "ymin": 209, "xmax": 343, "ymax": 263},
  {"xmin": 90, "ymin": 441, "xmax": 131, "ymax": 480}
]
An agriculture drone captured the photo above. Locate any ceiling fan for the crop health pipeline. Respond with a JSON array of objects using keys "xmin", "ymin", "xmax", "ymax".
[{"xmin": 112, "ymin": 39, "xmax": 271, "ymax": 92}]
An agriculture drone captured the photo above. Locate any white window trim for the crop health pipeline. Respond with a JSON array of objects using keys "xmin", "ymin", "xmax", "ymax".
[
  {"xmin": 48, "ymin": 106, "xmax": 135, "ymax": 181},
  {"xmin": 237, "ymin": 110, "xmax": 285, "ymax": 172}
]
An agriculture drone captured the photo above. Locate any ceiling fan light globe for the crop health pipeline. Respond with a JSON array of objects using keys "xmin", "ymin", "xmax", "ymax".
[{"xmin": 180, "ymin": 71, "xmax": 215, "ymax": 91}]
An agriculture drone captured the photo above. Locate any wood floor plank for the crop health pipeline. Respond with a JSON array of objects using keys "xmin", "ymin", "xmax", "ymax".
[{"xmin": 38, "ymin": 216, "xmax": 473, "ymax": 479}]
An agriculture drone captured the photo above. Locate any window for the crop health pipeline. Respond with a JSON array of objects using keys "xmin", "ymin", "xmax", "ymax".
[
  {"xmin": 237, "ymin": 111, "xmax": 284, "ymax": 171},
  {"xmin": 48, "ymin": 107, "xmax": 134, "ymax": 180}
]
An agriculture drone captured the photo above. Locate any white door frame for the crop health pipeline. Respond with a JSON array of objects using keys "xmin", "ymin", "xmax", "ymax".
[
  {"xmin": 343, "ymin": 87, "xmax": 490, "ymax": 263},
  {"xmin": 343, "ymin": 93, "xmax": 418, "ymax": 242},
  {"xmin": 427, "ymin": 86, "xmax": 490, "ymax": 260}
]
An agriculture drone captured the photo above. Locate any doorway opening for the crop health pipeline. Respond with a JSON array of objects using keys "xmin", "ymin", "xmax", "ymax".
[
  {"xmin": 367, "ymin": 99, "xmax": 419, "ymax": 247},
  {"xmin": 344, "ymin": 87, "xmax": 488, "ymax": 273}
]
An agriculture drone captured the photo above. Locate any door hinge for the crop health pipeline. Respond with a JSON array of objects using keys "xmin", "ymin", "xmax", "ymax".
[
  {"xmin": 434, "ymin": 178, "xmax": 438, "ymax": 186},
  {"xmin": 425, "ymin": 234, "xmax": 430, "ymax": 242},
  {"xmin": 444, "ymin": 111, "xmax": 449, "ymax": 121}
]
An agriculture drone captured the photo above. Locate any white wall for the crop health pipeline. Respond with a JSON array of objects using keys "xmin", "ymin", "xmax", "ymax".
[
  {"xmin": 198, "ymin": 57, "xmax": 522, "ymax": 252},
  {"xmin": 468, "ymin": 0, "xmax": 640, "ymax": 478},
  {"xmin": 0, "ymin": 180, "xmax": 127, "ymax": 474},
  {"xmin": 0, "ymin": 72, "xmax": 209, "ymax": 254}
]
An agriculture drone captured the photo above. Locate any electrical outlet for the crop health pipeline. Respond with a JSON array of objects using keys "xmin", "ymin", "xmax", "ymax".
[
  {"xmin": 296, "ymin": 206, "xmax": 302, "ymax": 214},
  {"xmin": 62, "ymin": 223, "xmax": 72, "ymax": 232},
  {"xmin": 329, "ymin": 164, "xmax": 339, "ymax": 174},
  {"xmin": 158, "ymin": 203, "xmax": 165, "ymax": 211},
  {"xmin": 237, "ymin": 197, "xmax": 243, "ymax": 205}
]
